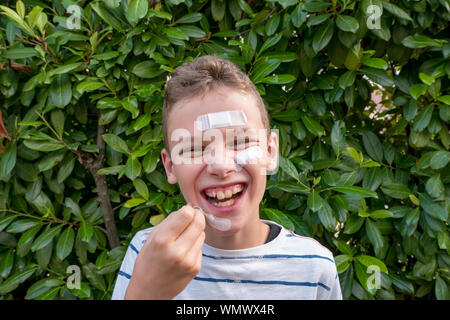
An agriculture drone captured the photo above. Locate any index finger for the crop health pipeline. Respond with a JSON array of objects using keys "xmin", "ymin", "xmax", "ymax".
[{"xmin": 152, "ymin": 204, "xmax": 198, "ymax": 244}]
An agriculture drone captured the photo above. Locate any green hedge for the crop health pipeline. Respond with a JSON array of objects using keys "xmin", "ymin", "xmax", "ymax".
[{"xmin": 0, "ymin": 0, "xmax": 449, "ymax": 300}]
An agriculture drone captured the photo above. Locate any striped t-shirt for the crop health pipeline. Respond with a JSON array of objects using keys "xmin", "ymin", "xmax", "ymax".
[{"xmin": 111, "ymin": 219, "xmax": 342, "ymax": 300}]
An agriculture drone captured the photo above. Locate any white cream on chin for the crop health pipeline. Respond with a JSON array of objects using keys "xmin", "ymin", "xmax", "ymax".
[{"xmin": 193, "ymin": 206, "xmax": 231, "ymax": 231}]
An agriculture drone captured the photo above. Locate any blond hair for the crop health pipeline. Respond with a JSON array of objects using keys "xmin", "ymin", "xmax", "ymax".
[{"xmin": 162, "ymin": 55, "xmax": 270, "ymax": 150}]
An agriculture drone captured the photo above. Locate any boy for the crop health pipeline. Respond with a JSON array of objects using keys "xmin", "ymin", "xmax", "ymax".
[{"xmin": 111, "ymin": 55, "xmax": 342, "ymax": 300}]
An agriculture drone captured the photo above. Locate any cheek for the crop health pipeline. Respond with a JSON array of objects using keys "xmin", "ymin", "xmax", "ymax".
[
  {"xmin": 245, "ymin": 165, "xmax": 266, "ymax": 198},
  {"xmin": 174, "ymin": 164, "xmax": 203, "ymax": 189}
]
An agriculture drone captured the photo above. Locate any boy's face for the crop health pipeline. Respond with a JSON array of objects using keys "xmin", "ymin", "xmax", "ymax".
[{"xmin": 161, "ymin": 87, "xmax": 278, "ymax": 235}]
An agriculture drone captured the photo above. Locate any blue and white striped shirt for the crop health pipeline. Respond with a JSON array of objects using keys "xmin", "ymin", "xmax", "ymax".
[{"xmin": 111, "ymin": 220, "xmax": 342, "ymax": 300}]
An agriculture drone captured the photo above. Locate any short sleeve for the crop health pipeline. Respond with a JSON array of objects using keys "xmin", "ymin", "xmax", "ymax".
[
  {"xmin": 111, "ymin": 232, "xmax": 145, "ymax": 300},
  {"xmin": 318, "ymin": 258, "xmax": 343, "ymax": 300}
]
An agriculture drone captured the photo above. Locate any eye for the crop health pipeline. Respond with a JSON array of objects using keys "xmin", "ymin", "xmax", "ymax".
[{"xmin": 232, "ymin": 137, "xmax": 257, "ymax": 148}]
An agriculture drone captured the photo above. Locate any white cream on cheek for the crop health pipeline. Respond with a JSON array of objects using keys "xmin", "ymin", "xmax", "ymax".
[{"xmin": 193, "ymin": 206, "xmax": 232, "ymax": 231}]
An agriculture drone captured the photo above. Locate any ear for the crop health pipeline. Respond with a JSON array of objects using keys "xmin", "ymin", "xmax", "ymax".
[
  {"xmin": 161, "ymin": 148, "xmax": 178, "ymax": 184},
  {"xmin": 265, "ymin": 130, "xmax": 279, "ymax": 173}
]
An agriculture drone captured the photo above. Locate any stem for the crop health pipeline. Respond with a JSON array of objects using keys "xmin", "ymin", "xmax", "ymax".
[
  {"xmin": 0, "ymin": 209, "xmax": 79, "ymax": 227},
  {"xmin": 78, "ymin": 110, "xmax": 120, "ymax": 249}
]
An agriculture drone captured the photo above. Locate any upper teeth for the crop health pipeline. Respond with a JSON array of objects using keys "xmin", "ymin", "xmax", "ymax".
[{"xmin": 205, "ymin": 184, "xmax": 243, "ymax": 200}]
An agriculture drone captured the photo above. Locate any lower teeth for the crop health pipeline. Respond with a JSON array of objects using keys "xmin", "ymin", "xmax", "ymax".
[{"xmin": 210, "ymin": 197, "xmax": 236, "ymax": 207}]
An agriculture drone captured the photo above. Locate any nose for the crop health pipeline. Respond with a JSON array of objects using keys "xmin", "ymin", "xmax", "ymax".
[{"xmin": 204, "ymin": 143, "xmax": 236, "ymax": 178}]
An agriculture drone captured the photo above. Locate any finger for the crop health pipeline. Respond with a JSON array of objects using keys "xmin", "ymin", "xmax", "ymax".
[
  {"xmin": 155, "ymin": 204, "xmax": 197, "ymax": 244},
  {"xmin": 183, "ymin": 230, "xmax": 205, "ymax": 275},
  {"xmin": 175, "ymin": 208, "xmax": 205, "ymax": 249}
]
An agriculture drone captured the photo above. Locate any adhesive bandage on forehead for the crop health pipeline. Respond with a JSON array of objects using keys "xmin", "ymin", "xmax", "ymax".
[{"xmin": 195, "ymin": 110, "xmax": 248, "ymax": 131}]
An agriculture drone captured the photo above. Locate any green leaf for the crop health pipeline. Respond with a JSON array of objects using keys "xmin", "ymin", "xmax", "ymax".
[
  {"xmin": 126, "ymin": 0, "xmax": 148, "ymax": 24},
  {"xmin": 56, "ymin": 226, "xmax": 75, "ymax": 260},
  {"xmin": 49, "ymin": 74, "xmax": 72, "ymax": 108},
  {"xmin": 97, "ymin": 165, "xmax": 125, "ymax": 175},
  {"xmin": 303, "ymin": 1, "xmax": 330, "ymax": 12},
  {"xmin": 25, "ymin": 278, "xmax": 64, "ymax": 300},
  {"xmin": 338, "ymin": 70, "xmax": 356, "ymax": 89},
  {"xmin": 435, "ymin": 276, "xmax": 449, "ymax": 300},
  {"xmin": 57, "ymin": 156, "xmax": 76, "ymax": 184},
  {"xmin": 211, "ymin": 0, "xmax": 226, "ymax": 21},
  {"xmin": 0, "ymin": 143, "xmax": 17, "ymax": 179},
  {"xmin": 0, "ymin": 249, "xmax": 14, "ymax": 278},
  {"xmin": 251, "ymin": 58, "xmax": 281, "ymax": 84},
  {"xmin": 279, "ymin": 156, "xmax": 300, "ymax": 181},
  {"xmin": 275, "ymin": 181, "xmax": 310, "ymax": 193},
  {"xmin": 312, "ymin": 20, "xmax": 334, "ymax": 53},
  {"xmin": 0, "ymin": 265, "xmax": 39, "ymax": 295},
  {"xmin": 317, "ymin": 200, "xmax": 337, "ymax": 232},
  {"xmin": 389, "ymin": 274, "xmax": 415, "ymax": 295},
  {"xmin": 403, "ymin": 99, "xmax": 418, "ymax": 121},
  {"xmin": 425, "ymin": 174, "xmax": 444, "ymax": 198},
  {"xmin": 359, "ymin": 68, "xmax": 394, "ymax": 87},
  {"xmin": 263, "ymin": 208, "xmax": 295, "ymax": 231},
  {"xmin": 261, "ymin": 74, "xmax": 296, "ymax": 84},
  {"xmin": 336, "ymin": 15, "xmax": 359, "ymax": 33},
  {"xmin": 402, "ymin": 34, "xmax": 444, "ymax": 48},
  {"xmin": 259, "ymin": 32, "xmax": 283, "ymax": 54},
  {"xmin": 271, "ymin": 109, "xmax": 302, "ymax": 122},
  {"xmin": 362, "ymin": 131, "xmax": 383, "ymax": 163},
  {"xmin": 16, "ymin": 224, "xmax": 43, "ymax": 257},
  {"xmin": 48, "ymin": 63, "xmax": 83, "ymax": 77},
  {"xmin": 76, "ymin": 81, "xmax": 105, "ymax": 93},
  {"xmin": 133, "ymin": 178, "xmax": 149, "ymax": 200},
  {"xmin": 175, "ymin": 12, "xmax": 202, "ymax": 24},
  {"xmin": 307, "ymin": 190, "xmax": 323, "ymax": 212},
  {"xmin": 412, "ymin": 104, "xmax": 433, "ymax": 131},
  {"xmin": 382, "ymin": 1, "xmax": 412, "ymax": 21},
  {"xmin": 330, "ymin": 186, "xmax": 378, "ymax": 200},
  {"xmin": 132, "ymin": 60, "xmax": 165, "ymax": 79},
  {"xmin": 369, "ymin": 210, "xmax": 393, "ymax": 219},
  {"xmin": 125, "ymin": 156, "xmax": 141, "ymax": 180},
  {"xmin": 409, "ymin": 84, "xmax": 428, "ymax": 100},
  {"xmin": 419, "ymin": 72, "xmax": 435, "ymax": 86},
  {"xmin": 331, "ymin": 120, "xmax": 345, "ymax": 157},
  {"xmin": 306, "ymin": 92, "xmax": 326, "ymax": 116},
  {"xmin": 380, "ymin": 183, "xmax": 411, "ymax": 199},
  {"xmin": 419, "ymin": 193, "xmax": 447, "ymax": 221},
  {"xmin": 2, "ymin": 47, "xmax": 38, "ymax": 59},
  {"xmin": 365, "ymin": 219, "xmax": 383, "ymax": 251},
  {"xmin": 31, "ymin": 224, "xmax": 63, "ymax": 252},
  {"xmin": 437, "ymin": 95, "xmax": 450, "ymax": 105},
  {"xmin": 335, "ymin": 254, "xmax": 352, "ymax": 273},
  {"xmin": 429, "ymin": 151, "xmax": 450, "ymax": 170},
  {"xmin": 355, "ymin": 255, "xmax": 388, "ymax": 273},
  {"xmin": 0, "ymin": 215, "xmax": 17, "ymax": 232},
  {"xmin": 124, "ymin": 198, "xmax": 146, "ymax": 208},
  {"xmin": 301, "ymin": 115, "xmax": 325, "ymax": 137},
  {"xmin": 163, "ymin": 26, "xmax": 189, "ymax": 41},
  {"xmin": 343, "ymin": 215, "xmax": 365, "ymax": 234},
  {"xmin": 6, "ymin": 219, "xmax": 41, "ymax": 233},
  {"xmin": 361, "ymin": 57, "xmax": 388, "ymax": 70},
  {"xmin": 102, "ymin": 133, "xmax": 130, "ymax": 154},
  {"xmin": 79, "ymin": 221, "xmax": 94, "ymax": 243}
]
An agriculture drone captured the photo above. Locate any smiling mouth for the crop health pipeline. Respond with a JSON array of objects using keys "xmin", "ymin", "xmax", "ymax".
[{"xmin": 202, "ymin": 183, "xmax": 246, "ymax": 207}]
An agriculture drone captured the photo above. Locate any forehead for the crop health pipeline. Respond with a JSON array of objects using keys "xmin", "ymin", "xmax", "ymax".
[{"xmin": 167, "ymin": 88, "xmax": 264, "ymax": 138}]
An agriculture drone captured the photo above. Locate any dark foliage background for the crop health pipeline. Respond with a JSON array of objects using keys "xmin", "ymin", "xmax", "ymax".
[{"xmin": 0, "ymin": 0, "xmax": 449, "ymax": 300}]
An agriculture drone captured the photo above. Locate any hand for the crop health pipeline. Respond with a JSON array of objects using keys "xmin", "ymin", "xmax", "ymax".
[{"xmin": 124, "ymin": 203, "xmax": 206, "ymax": 300}]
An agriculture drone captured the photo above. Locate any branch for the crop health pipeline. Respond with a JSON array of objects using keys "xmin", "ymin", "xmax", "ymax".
[{"xmin": 76, "ymin": 110, "xmax": 120, "ymax": 248}]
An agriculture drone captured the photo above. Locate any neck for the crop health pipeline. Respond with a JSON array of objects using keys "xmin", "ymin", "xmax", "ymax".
[{"xmin": 204, "ymin": 218, "xmax": 270, "ymax": 250}]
